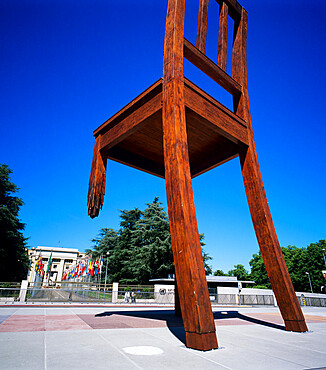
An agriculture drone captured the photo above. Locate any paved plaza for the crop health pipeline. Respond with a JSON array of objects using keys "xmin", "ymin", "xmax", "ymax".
[{"xmin": 0, "ymin": 304, "xmax": 325, "ymax": 369}]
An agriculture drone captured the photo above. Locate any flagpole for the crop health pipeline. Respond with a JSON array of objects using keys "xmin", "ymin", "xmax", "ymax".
[
  {"xmin": 99, "ymin": 262, "xmax": 102, "ymax": 290},
  {"xmin": 104, "ymin": 252, "xmax": 110, "ymax": 292},
  {"xmin": 46, "ymin": 250, "xmax": 53, "ymax": 287}
]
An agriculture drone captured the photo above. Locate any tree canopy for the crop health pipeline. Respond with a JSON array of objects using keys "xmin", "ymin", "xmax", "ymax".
[
  {"xmin": 89, "ymin": 197, "xmax": 212, "ymax": 284},
  {"xmin": 227, "ymin": 264, "xmax": 250, "ymax": 281},
  {"xmin": 213, "ymin": 269, "xmax": 226, "ymax": 276},
  {"xmin": 213, "ymin": 241, "xmax": 326, "ymax": 294},
  {"xmin": 249, "ymin": 240, "xmax": 326, "ymax": 292},
  {"xmin": 0, "ymin": 164, "xmax": 29, "ymax": 281},
  {"xmin": 89, "ymin": 195, "xmax": 325, "ymax": 292}
]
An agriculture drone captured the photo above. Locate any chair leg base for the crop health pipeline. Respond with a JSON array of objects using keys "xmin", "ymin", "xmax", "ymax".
[
  {"xmin": 284, "ymin": 319, "xmax": 308, "ymax": 332},
  {"xmin": 186, "ymin": 331, "xmax": 218, "ymax": 351}
]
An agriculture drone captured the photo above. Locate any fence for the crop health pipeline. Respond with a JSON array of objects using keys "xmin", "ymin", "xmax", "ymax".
[
  {"xmin": 299, "ymin": 295, "xmax": 326, "ymax": 307},
  {"xmin": 0, "ymin": 288, "xmax": 174, "ymax": 304},
  {"xmin": 209, "ymin": 294, "xmax": 237, "ymax": 305},
  {"xmin": 1, "ymin": 282, "xmax": 326, "ymax": 307},
  {"xmin": 0, "ymin": 280, "xmax": 170, "ymax": 304},
  {"xmin": 240, "ymin": 294, "xmax": 275, "ymax": 306}
]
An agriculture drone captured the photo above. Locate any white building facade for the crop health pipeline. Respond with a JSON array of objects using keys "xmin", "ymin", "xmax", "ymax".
[{"xmin": 27, "ymin": 246, "xmax": 85, "ymax": 285}]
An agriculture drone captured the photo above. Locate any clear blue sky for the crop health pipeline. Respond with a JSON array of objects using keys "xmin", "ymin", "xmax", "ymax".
[{"xmin": 1, "ymin": 0, "xmax": 325, "ymax": 273}]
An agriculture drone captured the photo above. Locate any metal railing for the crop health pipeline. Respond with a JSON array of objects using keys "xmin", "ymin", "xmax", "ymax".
[
  {"xmin": 0, "ymin": 288, "xmax": 20, "ymax": 302},
  {"xmin": 28, "ymin": 287, "xmax": 112, "ymax": 303},
  {"xmin": 240, "ymin": 295, "xmax": 274, "ymax": 306},
  {"xmin": 299, "ymin": 296, "xmax": 326, "ymax": 307},
  {"xmin": 1, "ymin": 285, "xmax": 326, "ymax": 307},
  {"xmin": 209, "ymin": 294, "xmax": 237, "ymax": 305},
  {"xmin": 0, "ymin": 288, "xmax": 174, "ymax": 304}
]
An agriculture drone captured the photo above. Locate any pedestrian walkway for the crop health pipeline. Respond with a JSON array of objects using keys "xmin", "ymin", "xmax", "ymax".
[{"xmin": 0, "ymin": 305, "xmax": 325, "ymax": 369}]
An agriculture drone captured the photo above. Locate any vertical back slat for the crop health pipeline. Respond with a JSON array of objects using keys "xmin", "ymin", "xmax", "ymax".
[
  {"xmin": 218, "ymin": 2, "xmax": 228, "ymax": 71},
  {"xmin": 196, "ymin": 0, "xmax": 209, "ymax": 53}
]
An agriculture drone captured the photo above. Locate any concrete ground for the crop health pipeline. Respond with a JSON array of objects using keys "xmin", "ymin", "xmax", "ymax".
[{"xmin": 0, "ymin": 304, "xmax": 325, "ymax": 369}]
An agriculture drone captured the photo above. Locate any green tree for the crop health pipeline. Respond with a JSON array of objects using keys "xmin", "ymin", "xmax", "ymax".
[
  {"xmin": 249, "ymin": 251, "xmax": 270, "ymax": 288},
  {"xmin": 88, "ymin": 227, "xmax": 119, "ymax": 283},
  {"xmin": 228, "ymin": 264, "xmax": 250, "ymax": 281},
  {"xmin": 116, "ymin": 207, "xmax": 143, "ymax": 284},
  {"xmin": 0, "ymin": 164, "xmax": 29, "ymax": 281},
  {"xmin": 88, "ymin": 228, "xmax": 118, "ymax": 258},
  {"xmin": 130, "ymin": 197, "xmax": 174, "ymax": 284},
  {"xmin": 249, "ymin": 241, "xmax": 326, "ymax": 292},
  {"xmin": 302, "ymin": 241, "xmax": 326, "ymax": 293},
  {"xmin": 199, "ymin": 234, "xmax": 213, "ymax": 275},
  {"xmin": 89, "ymin": 197, "xmax": 213, "ymax": 284},
  {"xmin": 280, "ymin": 245, "xmax": 305, "ymax": 291},
  {"xmin": 213, "ymin": 269, "xmax": 226, "ymax": 276}
]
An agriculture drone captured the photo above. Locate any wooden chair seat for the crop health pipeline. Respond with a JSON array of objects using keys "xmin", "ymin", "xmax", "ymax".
[{"xmin": 93, "ymin": 77, "xmax": 248, "ymax": 179}]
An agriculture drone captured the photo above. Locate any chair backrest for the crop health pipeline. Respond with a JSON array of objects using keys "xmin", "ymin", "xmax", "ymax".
[{"xmin": 163, "ymin": 0, "xmax": 249, "ymax": 120}]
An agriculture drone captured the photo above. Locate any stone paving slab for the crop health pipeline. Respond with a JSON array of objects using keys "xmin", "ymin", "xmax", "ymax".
[
  {"xmin": 78, "ymin": 313, "xmax": 168, "ymax": 329},
  {"xmin": 0, "ymin": 305, "xmax": 325, "ymax": 369},
  {"xmin": 0, "ymin": 314, "xmax": 92, "ymax": 332},
  {"xmin": 0, "ymin": 314, "xmax": 11, "ymax": 324},
  {"xmin": 218, "ymin": 323, "xmax": 326, "ymax": 370},
  {"xmin": 1, "ymin": 308, "xmax": 326, "ymax": 334},
  {"xmin": 96, "ymin": 327, "xmax": 224, "ymax": 370},
  {"xmin": 0, "ymin": 314, "xmax": 45, "ymax": 332},
  {"xmin": 45, "ymin": 315, "xmax": 92, "ymax": 331},
  {"xmin": 0, "ymin": 331, "xmax": 45, "ymax": 370}
]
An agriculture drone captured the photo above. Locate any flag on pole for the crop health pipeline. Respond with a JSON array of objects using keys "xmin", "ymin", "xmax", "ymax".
[
  {"xmin": 39, "ymin": 257, "xmax": 44, "ymax": 277},
  {"xmin": 88, "ymin": 257, "xmax": 93, "ymax": 275},
  {"xmin": 35, "ymin": 254, "xmax": 41, "ymax": 271},
  {"xmin": 78, "ymin": 261, "xmax": 82, "ymax": 277},
  {"xmin": 46, "ymin": 252, "xmax": 52, "ymax": 275},
  {"xmin": 82, "ymin": 259, "xmax": 87, "ymax": 275},
  {"xmin": 91, "ymin": 261, "xmax": 95, "ymax": 276},
  {"xmin": 35, "ymin": 253, "xmax": 44, "ymax": 277}
]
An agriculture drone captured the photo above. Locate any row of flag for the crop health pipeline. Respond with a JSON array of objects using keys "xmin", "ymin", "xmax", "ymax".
[
  {"xmin": 34, "ymin": 254, "xmax": 44, "ymax": 277},
  {"xmin": 61, "ymin": 256, "xmax": 103, "ymax": 281},
  {"xmin": 33, "ymin": 252, "xmax": 103, "ymax": 281},
  {"xmin": 34, "ymin": 252, "xmax": 52, "ymax": 278}
]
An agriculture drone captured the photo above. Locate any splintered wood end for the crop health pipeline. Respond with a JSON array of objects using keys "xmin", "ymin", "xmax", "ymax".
[{"xmin": 87, "ymin": 136, "xmax": 107, "ymax": 218}]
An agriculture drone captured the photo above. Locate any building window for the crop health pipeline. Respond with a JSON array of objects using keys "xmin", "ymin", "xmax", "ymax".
[
  {"xmin": 65, "ymin": 259, "xmax": 73, "ymax": 264},
  {"xmin": 53, "ymin": 265, "xmax": 57, "ymax": 269},
  {"xmin": 53, "ymin": 259, "xmax": 60, "ymax": 263}
]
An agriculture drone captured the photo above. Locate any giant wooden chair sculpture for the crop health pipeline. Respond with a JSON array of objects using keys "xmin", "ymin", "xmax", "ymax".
[{"xmin": 88, "ymin": 0, "xmax": 308, "ymax": 351}]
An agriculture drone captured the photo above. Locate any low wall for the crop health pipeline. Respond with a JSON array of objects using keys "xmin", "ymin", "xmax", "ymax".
[{"xmin": 8, "ymin": 281, "xmax": 326, "ymax": 307}]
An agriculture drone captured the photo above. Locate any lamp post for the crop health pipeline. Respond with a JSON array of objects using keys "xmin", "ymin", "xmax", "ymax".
[
  {"xmin": 322, "ymin": 249, "xmax": 326, "ymax": 266},
  {"xmin": 104, "ymin": 251, "xmax": 110, "ymax": 292},
  {"xmin": 306, "ymin": 272, "xmax": 313, "ymax": 293}
]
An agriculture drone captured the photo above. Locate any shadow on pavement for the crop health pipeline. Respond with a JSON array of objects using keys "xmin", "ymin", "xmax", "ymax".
[
  {"xmin": 94, "ymin": 309, "xmax": 285, "ymax": 344},
  {"xmin": 213, "ymin": 311, "xmax": 286, "ymax": 331},
  {"xmin": 95, "ymin": 309, "xmax": 186, "ymax": 344}
]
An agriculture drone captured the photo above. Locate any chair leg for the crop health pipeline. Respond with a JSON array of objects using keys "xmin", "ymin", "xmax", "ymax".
[
  {"xmin": 162, "ymin": 78, "xmax": 218, "ymax": 351},
  {"xmin": 164, "ymin": 149, "xmax": 218, "ymax": 349},
  {"xmin": 240, "ymin": 146, "xmax": 308, "ymax": 332}
]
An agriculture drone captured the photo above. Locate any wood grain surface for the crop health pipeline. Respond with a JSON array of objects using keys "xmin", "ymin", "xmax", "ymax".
[
  {"xmin": 88, "ymin": 0, "xmax": 308, "ymax": 351},
  {"xmin": 232, "ymin": 8, "xmax": 308, "ymax": 332}
]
